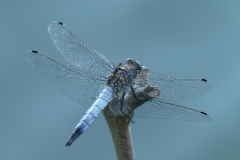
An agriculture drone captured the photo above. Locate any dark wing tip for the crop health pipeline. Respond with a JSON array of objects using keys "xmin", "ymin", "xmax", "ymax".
[
  {"xmin": 200, "ymin": 111, "xmax": 212, "ymax": 122},
  {"xmin": 31, "ymin": 50, "xmax": 39, "ymax": 53},
  {"xmin": 200, "ymin": 111, "xmax": 208, "ymax": 115},
  {"xmin": 201, "ymin": 78, "xmax": 208, "ymax": 82},
  {"xmin": 58, "ymin": 21, "xmax": 63, "ymax": 25}
]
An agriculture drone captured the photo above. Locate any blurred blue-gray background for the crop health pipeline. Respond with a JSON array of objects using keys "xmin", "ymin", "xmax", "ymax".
[{"xmin": 1, "ymin": 1, "xmax": 240, "ymax": 160}]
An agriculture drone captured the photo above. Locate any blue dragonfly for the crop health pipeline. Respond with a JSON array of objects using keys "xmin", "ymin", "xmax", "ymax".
[{"xmin": 25, "ymin": 21, "xmax": 211, "ymax": 146}]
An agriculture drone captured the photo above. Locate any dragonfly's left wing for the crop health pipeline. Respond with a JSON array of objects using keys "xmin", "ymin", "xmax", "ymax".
[
  {"xmin": 147, "ymin": 72, "xmax": 211, "ymax": 101},
  {"xmin": 25, "ymin": 50, "xmax": 105, "ymax": 107},
  {"xmin": 48, "ymin": 21, "xmax": 114, "ymax": 76},
  {"xmin": 134, "ymin": 98, "xmax": 212, "ymax": 121}
]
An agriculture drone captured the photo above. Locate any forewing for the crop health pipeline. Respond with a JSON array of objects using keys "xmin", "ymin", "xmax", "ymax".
[
  {"xmin": 25, "ymin": 50, "xmax": 106, "ymax": 107},
  {"xmin": 48, "ymin": 21, "xmax": 114, "ymax": 76},
  {"xmin": 148, "ymin": 72, "xmax": 211, "ymax": 101},
  {"xmin": 134, "ymin": 98, "xmax": 212, "ymax": 121}
]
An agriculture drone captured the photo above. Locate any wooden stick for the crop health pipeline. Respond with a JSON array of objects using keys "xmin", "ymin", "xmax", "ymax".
[{"xmin": 103, "ymin": 106, "xmax": 136, "ymax": 160}]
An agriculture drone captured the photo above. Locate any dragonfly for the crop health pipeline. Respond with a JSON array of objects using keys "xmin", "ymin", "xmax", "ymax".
[{"xmin": 25, "ymin": 21, "xmax": 212, "ymax": 146}]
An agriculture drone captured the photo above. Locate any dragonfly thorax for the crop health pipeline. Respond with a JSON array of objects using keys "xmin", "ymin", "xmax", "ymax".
[{"xmin": 106, "ymin": 59, "xmax": 142, "ymax": 91}]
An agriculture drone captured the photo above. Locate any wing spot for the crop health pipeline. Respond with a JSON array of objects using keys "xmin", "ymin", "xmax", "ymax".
[
  {"xmin": 201, "ymin": 78, "xmax": 207, "ymax": 82},
  {"xmin": 200, "ymin": 111, "xmax": 207, "ymax": 115},
  {"xmin": 32, "ymin": 50, "xmax": 38, "ymax": 53},
  {"xmin": 58, "ymin": 21, "xmax": 63, "ymax": 25}
]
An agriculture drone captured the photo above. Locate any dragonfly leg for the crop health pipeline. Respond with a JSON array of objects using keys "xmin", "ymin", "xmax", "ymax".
[
  {"xmin": 120, "ymin": 91, "xmax": 135, "ymax": 123},
  {"xmin": 130, "ymin": 84, "xmax": 149, "ymax": 101}
]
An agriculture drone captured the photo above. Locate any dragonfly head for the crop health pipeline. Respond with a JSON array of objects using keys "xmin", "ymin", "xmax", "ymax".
[{"xmin": 124, "ymin": 58, "xmax": 142, "ymax": 70}]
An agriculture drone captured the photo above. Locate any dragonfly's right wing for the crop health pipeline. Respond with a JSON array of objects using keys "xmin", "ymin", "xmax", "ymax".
[
  {"xmin": 134, "ymin": 98, "xmax": 212, "ymax": 122},
  {"xmin": 147, "ymin": 72, "xmax": 211, "ymax": 101},
  {"xmin": 48, "ymin": 21, "xmax": 115, "ymax": 76},
  {"xmin": 25, "ymin": 50, "xmax": 106, "ymax": 107}
]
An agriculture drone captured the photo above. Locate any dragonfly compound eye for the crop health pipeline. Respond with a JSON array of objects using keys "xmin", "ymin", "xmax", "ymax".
[
  {"xmin": 135, "ymin": 61, "xmax": 142, "ymax": 70},
  {"xmin": 125, "ymin": 58, "xmax": 142, "ymax": 70},
  {"xmin": 125, "ymin": 58, "xmax": 134, "ymax": 64}
]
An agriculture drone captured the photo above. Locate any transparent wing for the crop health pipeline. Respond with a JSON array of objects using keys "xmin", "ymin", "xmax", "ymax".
[
  {"xmin": 147, "ymin": 72, "xmax": 211, "ymax": 101},
  {"xmin": 48, "ymin": 21, "xmax": 114, "ymax": 76},
  {"xmin": 25, "ymin": 50, "xmax": 107, "ymax": 107},
  {"xmin": 134, "ymin": 98, "xmax": 212, "ymax": 121}
]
